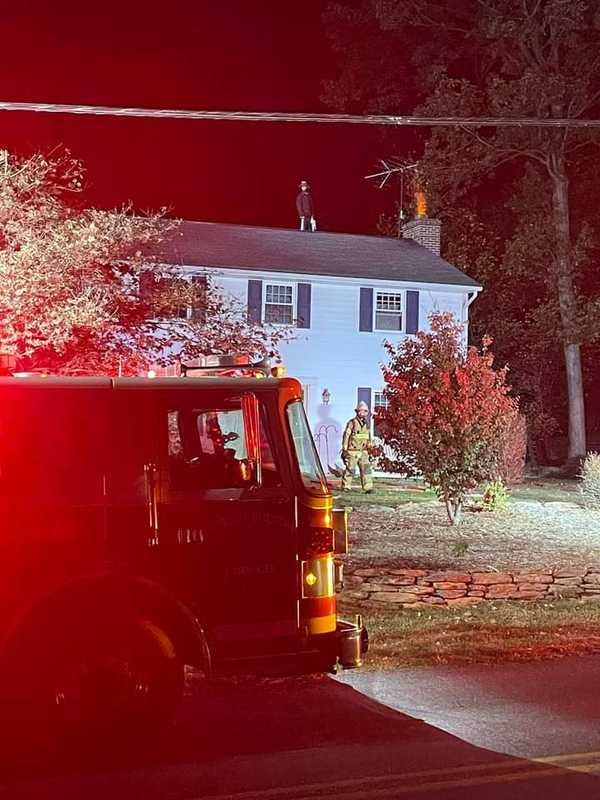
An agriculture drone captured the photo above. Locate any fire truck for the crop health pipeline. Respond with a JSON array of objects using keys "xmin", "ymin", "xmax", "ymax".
[{"xmin": 0, "ymin": 355, "xmax": 366, "ymax": 741}]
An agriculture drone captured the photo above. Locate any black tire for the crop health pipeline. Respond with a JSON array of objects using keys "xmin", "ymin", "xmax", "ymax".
[{"xmin": 37, "ymin": 619, "xmax": 183, "ymax": 749}]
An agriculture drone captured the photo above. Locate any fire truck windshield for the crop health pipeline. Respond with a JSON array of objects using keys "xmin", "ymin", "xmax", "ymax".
[{"xmin": 286, "ymin": 400, "xmax": 328, "ymax": 494}]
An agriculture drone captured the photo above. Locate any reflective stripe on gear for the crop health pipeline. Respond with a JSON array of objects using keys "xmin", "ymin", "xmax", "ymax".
[{"xmin": 341, "ymin": 450, "xmax": 373, "ymax": 491}]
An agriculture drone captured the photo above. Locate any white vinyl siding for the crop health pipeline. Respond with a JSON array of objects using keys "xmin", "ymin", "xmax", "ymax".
[{"xmin": 177, "ymin": 268, "xmax": 473, "ymax": 473}]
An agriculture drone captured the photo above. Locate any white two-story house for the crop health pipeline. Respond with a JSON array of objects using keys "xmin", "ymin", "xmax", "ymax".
[{"xmin": 162, "ymin": 216, "xmax": 481, "ymax": 468}]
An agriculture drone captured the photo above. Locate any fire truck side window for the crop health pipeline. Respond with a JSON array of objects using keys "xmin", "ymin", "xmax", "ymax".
[
  {"xmin": 166, "ymin": 405, "xmax": 281, "ymax": 490},
  {"xmin": 167, "ymin": 407, "xmax": 248, "ymax": 490}
]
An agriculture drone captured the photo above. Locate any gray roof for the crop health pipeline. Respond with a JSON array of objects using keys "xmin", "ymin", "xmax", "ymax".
[{"xmin": 160, "ymin": 221, "xmax": 481, "ymax": 289}]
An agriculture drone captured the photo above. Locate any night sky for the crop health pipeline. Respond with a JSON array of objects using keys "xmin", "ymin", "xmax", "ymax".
[{"xmin": 0, "ymin": 0, "xmax": 407, "ymax": 234}]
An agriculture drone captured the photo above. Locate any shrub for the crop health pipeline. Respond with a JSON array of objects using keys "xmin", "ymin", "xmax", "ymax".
[
  {"xmin": 482, "ymin": 479, "xmax": 509, "ymax": 512},
  {"xmin": 497, "ymin": 410, "xmax": 527, "ymax": 485},
  {"xmin": 451, "ymin": 538, "xmax": 470, "ymax": 557},
  {"xmin": 580, "ymin": 452, "xmax": 600, "ymax": 509},
  {"xmin": 376, "ymin": 312, "xmax": 517, "ymax": 525}
]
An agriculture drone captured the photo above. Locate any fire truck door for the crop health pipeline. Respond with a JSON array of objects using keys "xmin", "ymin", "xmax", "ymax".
[
  {"xmin": 109, "ymin": 387, "xmax": 160, "ymax": 561},
  {"xmin": 155, "ymin": 394, "xmax": 299, "ymax": 654}
]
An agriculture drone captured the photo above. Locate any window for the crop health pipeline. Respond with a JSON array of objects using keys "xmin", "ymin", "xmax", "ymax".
[
  {"xmin": 139, "ymin": 274, "xmax": 187, "ymax": 319},
  {"xmin": 167, "ymin": 407, "xmax": 249, "ymax": 490},
  {"xmin": 166, "ymin": 403, "xmax": 281, "ymax": 491},
  {"xmin": 373, "ymin": 390, "xmax": 390, "ymax": 439},
  {"xmin": 286, "ymin": 400, "xmax": 327, "ymax": 494},
  {"xmin": 375, "ymin": 291, "xmax": 403, "ymax": 331},
  {"xmin": 140, "ymin": 273, "xmax": 207, "ymax": 320},
  {"xmin": 190, "ymin": 275, "xmax": 208, "ymax": 321},
  {"xmin": 265, "ymin": 283, "xmax": 294, "ymax": 324}
]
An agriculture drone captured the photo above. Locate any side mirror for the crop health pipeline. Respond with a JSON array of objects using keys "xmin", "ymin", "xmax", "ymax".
[{"xmin": 241, "ymin": 393, "xmax": 262, "ymax": 486}]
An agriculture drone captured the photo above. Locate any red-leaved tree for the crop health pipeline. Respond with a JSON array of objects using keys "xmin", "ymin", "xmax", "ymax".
[{"xmin": 376, "ymin": 313, "xmax": 517, "ymax": 524}]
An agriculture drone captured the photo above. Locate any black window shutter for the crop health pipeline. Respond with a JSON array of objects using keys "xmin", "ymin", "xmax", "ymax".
[
  {"xmin": 247, "ymin": 279, "xmax": 263, "ymax": 324},
  {"xmin": 357, "ymin": 387, "xmax": 372, "ymax": 411},
  {"xmin": 359, "ymin": 288, "xmax": 373, "ymax": 332},
  {"xmin": 406, "ymin": 290, "xmax": 419, "ymax": 334},
  {"xmin": 296, "ymin": 282, "xmax": 311, "ymax": 328}
]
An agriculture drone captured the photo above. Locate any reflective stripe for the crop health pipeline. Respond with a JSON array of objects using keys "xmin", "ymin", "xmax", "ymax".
[
  {"xmin": 302, "ymin": 596, "xmax": 336, "ymax": 618},
  {"xmin": 306, "ymin": 613, "xmax": 337, "ymax": 634}
]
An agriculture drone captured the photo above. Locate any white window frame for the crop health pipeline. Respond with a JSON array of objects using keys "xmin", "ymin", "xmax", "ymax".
[
  {"xmin": 372, "ymin": 390, "xmax": 390, "ymax": 440},
  {"xmin": 151, "ymin": 272, "xmax": 207, "ymax": 321},
  {"xmin": 263, "ymin": 281, "xmax": 295, "ymax": 325},
  {"xmin": 374, "ymin": 289, "xmax": 405, "ymax": 333}
]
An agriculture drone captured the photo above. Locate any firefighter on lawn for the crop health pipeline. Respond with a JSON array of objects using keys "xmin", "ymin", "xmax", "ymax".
[{"xmin": 341, "ymin": 400, "xmax": 374, "ymax": 493}]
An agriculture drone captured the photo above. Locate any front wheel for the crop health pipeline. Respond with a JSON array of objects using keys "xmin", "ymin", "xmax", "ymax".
[{"xmin": 40, "ymin": 619, "xmax": 183, "ymax": 747}]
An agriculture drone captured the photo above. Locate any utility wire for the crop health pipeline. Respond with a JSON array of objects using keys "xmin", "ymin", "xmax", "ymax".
[{"xmin": 1, "ymin": 100, "xmax": 600, "ymax": 127}]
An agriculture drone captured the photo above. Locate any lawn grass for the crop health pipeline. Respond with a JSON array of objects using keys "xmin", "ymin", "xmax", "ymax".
[
  {"xmin": 509, "ymin": 477, "xmax": 581, "ymax": 504},
  {"xmin": 345, "ymin": 598, "xmax": 600, "ymax": 670},
  {"xmin": 333, "ymin": 487, "xmax": 437, "ymax": 508},
  {"xmin": 331, "ymin": 476, "xmax": 581, "ymax": 508},
  {"xmin": 334, "ymin": 474, "xmax": 593, "ymax": 668}
]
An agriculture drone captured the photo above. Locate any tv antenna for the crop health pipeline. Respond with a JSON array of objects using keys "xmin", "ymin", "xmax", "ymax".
[{"xmin": 364, "ymin": 158, "xmax": 418, "ymax": 220}]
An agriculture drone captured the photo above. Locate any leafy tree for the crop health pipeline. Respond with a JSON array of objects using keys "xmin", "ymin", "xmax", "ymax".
[
  {"xmin": 376, "ymin": 312, "xmax": 517, "ymax": 524},
  {"xmin": 325, "ymin": 0, "xmax": 600, "ymax": 462},
  {"xmin": 444, "ymin": 179, "xmax": 566, "ymax": 453},
  {"xmin": 377, "ymin": 177, "xmax": 566, "ymax": 458},
  {"xmin": 0, "ymin": 150, "xmax": 288, "ymax": 374}
]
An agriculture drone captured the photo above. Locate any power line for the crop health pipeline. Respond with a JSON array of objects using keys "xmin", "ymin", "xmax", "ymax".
[{"xmin": 1, "ymin": 100, "xmax": 600, "ymax": 128}]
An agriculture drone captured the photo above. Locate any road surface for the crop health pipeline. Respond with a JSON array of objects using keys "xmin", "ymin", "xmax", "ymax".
[
  {"xmin": 1, "ymin": 657, "xmax": 599, "ymax": 798},
  {"xmin": 339, "ymin": 652, "xmax": 600, "ymax": 759}
]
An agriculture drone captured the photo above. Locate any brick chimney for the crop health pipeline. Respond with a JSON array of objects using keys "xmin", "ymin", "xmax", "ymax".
[{"xmin": 401, "ymin": 189, "xmax": 441, "ymax": 257}]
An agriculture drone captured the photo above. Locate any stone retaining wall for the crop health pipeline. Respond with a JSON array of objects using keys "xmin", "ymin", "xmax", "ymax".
[{"xmin": 342, "ymin": 567, "xmax": 600, "ymax": 607}]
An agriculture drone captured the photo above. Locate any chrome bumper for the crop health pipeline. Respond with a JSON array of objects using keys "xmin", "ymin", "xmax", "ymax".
[{"xmin": 336, "ymin": 615, "xmax": 369, "ymax": 669}]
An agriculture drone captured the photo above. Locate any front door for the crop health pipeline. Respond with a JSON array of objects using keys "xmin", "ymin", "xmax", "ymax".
[{"xmin": 154, "ymin": 390, "xmax": 299, "ymax": 659}]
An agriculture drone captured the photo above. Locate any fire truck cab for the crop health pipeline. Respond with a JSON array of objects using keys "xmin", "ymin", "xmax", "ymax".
[{"xmin": 0, "ymin": 358, "xmax": 366, "ymax": 740}]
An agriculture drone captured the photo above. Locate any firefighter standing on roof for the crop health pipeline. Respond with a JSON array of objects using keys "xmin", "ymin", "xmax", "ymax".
[
  {"xmin": 341, "ymin": 401, "xmax": 373, "ymax": 493},
  {"xmin": 296, "ymin": 180, "xmax": 317, "ymax": 232}
]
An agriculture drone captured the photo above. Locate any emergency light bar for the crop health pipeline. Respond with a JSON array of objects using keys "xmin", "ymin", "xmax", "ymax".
[{"xmin": 180, "ymin": 354, "xmax": 284, "ymax": 379}]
